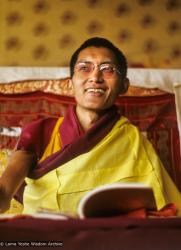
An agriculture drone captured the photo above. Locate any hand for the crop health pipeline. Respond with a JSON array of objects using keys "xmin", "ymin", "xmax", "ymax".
[{"xmin": 147, "ymin": 203, "xmax": 177, "ymax": 217}]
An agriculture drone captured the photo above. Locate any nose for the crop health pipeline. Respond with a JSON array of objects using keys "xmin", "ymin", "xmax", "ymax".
[{"xmin": 89, "ymin": 66, "xmax": 104, "ymax": 83}]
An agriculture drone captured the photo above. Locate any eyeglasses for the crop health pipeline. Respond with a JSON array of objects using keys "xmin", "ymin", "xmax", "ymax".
[{"xmin": 74, "ymin": 62, "xmax": 121, "ymax": 79}]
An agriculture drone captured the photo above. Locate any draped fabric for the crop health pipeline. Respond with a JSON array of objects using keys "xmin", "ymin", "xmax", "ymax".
[
  {"xmin": 0, "ymin": 92, "xmax": 180, "ymax": 191},
  {"xmin": 16, "ymin": 106, "xmax": 120, "ymax": 178},
  {"xmin": 22, "ymin": 113, "xmax": 181, "ymax": 216}
]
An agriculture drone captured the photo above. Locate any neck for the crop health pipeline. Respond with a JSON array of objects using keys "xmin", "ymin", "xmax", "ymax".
[{"xmin": 75, "ymin": 106, "xmax": 106, "ymax": 131}]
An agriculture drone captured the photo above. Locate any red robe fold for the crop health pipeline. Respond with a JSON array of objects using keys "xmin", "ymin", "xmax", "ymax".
[{"xmin": 17, "ymin": 105, "xmax": 120, "ymax": 179}]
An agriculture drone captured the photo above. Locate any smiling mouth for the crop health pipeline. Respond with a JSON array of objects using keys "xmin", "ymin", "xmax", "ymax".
[{"xmin": 86, "ymin": 88, "xmax": 106, "ymax": 94}]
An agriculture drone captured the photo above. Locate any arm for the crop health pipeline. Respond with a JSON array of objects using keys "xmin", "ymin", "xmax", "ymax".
[{"xmin": 0, "ymin": 150, "xmax": 37, "ymax": 213}]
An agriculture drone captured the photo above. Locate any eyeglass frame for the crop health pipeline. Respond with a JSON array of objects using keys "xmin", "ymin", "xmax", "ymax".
[{"xmin": 74, "ymin": 61, "xmax": 122, "ymax": 78}]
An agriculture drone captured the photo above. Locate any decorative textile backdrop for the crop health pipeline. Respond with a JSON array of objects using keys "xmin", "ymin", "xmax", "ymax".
[{"xmin": 0, "ymin": 0, "xmax": 180, "ymax": 68}]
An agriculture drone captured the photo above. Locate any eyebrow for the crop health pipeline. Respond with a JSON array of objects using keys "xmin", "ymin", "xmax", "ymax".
[{"xmin": 77, "ymin": 60, "xmax": 114, "ymax": 65}]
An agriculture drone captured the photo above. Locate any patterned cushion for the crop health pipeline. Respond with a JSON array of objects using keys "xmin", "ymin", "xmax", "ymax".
[{"xmin": 0, "ymin": 78, "xmax": 166, "ymax": 96}]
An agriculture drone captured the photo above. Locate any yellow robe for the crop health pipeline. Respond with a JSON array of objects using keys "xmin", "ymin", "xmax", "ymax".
[{"xmin": 23, "ymin": 116, "xmax": 181, "ymax": 216}]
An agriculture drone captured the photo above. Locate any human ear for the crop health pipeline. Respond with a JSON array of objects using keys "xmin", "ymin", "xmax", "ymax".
[
  {"xmin": 120, "ymin": 77, "xmax": 130, "ymax": 94},
  {"xmin": 68, "ymin": 78, "xmax": 74, "ymax": 89},
  {"xmin": 67, "ymin": 78, "xmax": 74, "ymax": 94}
]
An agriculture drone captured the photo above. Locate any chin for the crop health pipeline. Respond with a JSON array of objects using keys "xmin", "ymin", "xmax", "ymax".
[
  {"xmin": 84, "ymin": 104, "xmax": 112, "ymax": 112},
  {"xmin": 77, "ymin": 99, "xmax": 114, "ymax": 111}
]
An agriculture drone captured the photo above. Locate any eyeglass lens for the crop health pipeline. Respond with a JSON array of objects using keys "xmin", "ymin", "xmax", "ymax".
[{"xmin": 75, "ymin": 62, "xmax": 120, "ymax": 78}]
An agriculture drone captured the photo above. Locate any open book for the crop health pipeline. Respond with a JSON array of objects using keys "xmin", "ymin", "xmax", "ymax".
[
  {"xmin": 77, "ymin": 183, "xmax": 157, "ymax": 218},
  {"xmin": 0, "ymin": 183, "xmax": 157, "ymax": 220}
]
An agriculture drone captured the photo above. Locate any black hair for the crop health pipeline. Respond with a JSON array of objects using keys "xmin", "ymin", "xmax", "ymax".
[{"xmin": 69, "ymin": 37, "xmax": 127, "ymax": 79}]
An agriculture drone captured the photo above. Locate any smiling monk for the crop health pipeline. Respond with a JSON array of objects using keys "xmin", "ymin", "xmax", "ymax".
[{"xmin": 0, "ymin": 37, "xmax": 181, "ymax": 216}]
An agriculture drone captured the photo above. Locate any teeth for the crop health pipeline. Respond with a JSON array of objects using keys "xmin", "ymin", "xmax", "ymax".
[{"xmin": 87, "ymin": 88, "xmax": 105, "ymax": 93}]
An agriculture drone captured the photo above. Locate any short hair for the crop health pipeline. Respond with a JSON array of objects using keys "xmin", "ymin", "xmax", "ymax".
[{"xmin": 69, "ymin": 37, "xmax": 127, "ymax": 79}]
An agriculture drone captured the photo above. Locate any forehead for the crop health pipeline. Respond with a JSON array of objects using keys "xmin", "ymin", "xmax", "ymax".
[{"xmin": 77, "ymin": 46, "xmax": 117, "ymax": 64}]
